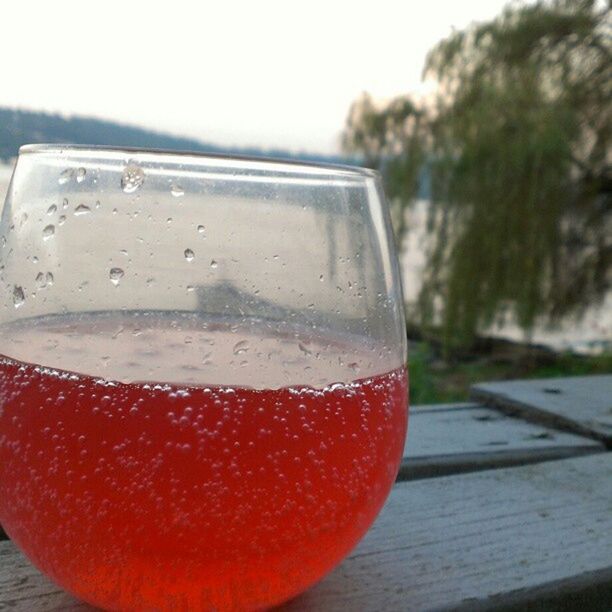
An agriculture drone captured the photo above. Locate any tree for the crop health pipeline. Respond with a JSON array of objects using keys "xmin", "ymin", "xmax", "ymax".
[
  {"xmin": 343, "ymin": 0, "xmax": 611, "ymax": 349},
  {"xmin": 342, "ymin": 93, "xmax": 427, "ymax": 243}
]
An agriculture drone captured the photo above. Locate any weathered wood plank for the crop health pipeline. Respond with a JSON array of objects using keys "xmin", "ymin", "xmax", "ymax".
[
  {"xmin": 0, "ymin": 542, "xmax": 91, "ymax": 610},
  {"xmin": 285, "ymin": 453, "xmax": 612, "ymax": 611},
  {"xmin": 0, "ymin": 403, "xmax": 603, "ymax": 543},
  {"xmin": 471, "ymin": 375, "xmax": 612, "ymax": 446},
  {"xmin": 401, "ymin": 403, "xmax": 604, "ymax": 479},
  {"xmin": 1, "ymin": 454, "xmax": 611, "ymax": 611}
]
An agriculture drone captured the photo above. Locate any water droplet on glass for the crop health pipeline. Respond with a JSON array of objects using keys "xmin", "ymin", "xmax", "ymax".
[
  {"xmin": 47, "ymin": 204, "xmax": 57, "ymax": 215},
  {"xmin": 58, "ymin": 169, "xmax": 74, "ymax": 185},
  {"xmin": 121, "ymin": 163, "xmax": 145, "ymax": 193},
  {"xmin": 210, "ymin": 259, "xmax": 218, "ymax": 269},
  {"xmin": 109, "ymin": 268, "xmax": 124, "ymax": 286},
  {"xmin": 233, "ymin": 340, "xmax": 249, "ymax": 355},
  {"xmin": 58, "ymin": 215, "xmax": 67, "ymax": 225},
  {"xmin": 75, "ymin": 167, "xmax": 87, "ymax": 183},
  {"xmin": 35, "ymin": 272, "xmax": 54, "ymax": 289},
  {"xmin": 12, "ymin": 286, "xmax": 25, "ymax": 308},
  {"xmin": 184, "ymin": 249, "xmax": 195, "ymax": 262},
  {"xmin": 298, "ymin": 342, "xmax": 312, "ymax": 355},
  {"xmin": 170, "ymin": 183, "xmax": 184, "ymax": 197},
  {"xmin": 319, "ymin": 274, "xmax": 324, "ymax": 282},
  {"xmin": 74, "ymin": 204, "xmax": 91, "ymax": 216},
  {"xmin": 62, "ymin": 198, "xmax": 69, "ymax": 210},
  {"xmin": 197, "ymin": 225, "xmax": 205, "ymax": 234},
  {"xmin": 43, "ymin": 225, "xmax": 55, "ymax": 240}
]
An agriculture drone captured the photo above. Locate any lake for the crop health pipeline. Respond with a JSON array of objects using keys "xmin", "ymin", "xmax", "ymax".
[{"xmin": 1, "ymin": 163, "xmax": 609, "ymax": 353}]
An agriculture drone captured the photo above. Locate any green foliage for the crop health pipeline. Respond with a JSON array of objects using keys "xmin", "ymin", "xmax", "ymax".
[
  {"xmin": 342, "ymin": 93, "xmax": 427, "ymax": 244},
  {"xmin": 408, "ymin": 342, "xmax": 612, "ymax": 405},
  {"xmin": 407, "ymin": 343, "xmax": 439, "ymax": 404},
  {"xmin": 343, "ymin": 0, "xmax": 611, "ymax": 350}
]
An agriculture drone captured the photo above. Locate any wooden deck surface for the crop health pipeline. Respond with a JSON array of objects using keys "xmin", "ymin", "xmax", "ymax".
[
  {"xmin": 472, "ymin": 375, "xmax": 612, "ymax": 446},
  {"xmin": 1, "ymin": 377, "xmax": 611, "ymax": 610}
]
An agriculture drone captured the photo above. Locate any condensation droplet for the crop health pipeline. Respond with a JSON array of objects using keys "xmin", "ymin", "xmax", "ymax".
[
  {"xmin": 109, "ymin": 268, "xmax": 124, "ymax": 286},
  {"xmin": 233, "ymin": 340, "xmax": 249, "ymax": 355},
  {"xmin": 75, "ymin": 167, "xmax": 87, "ymax": 183},
  {"xmin": 74, "ymin": 204, "xmax": 91, "ymax": 215},
  {"xmin": 210, "ymin": 259, "xmax": 218, "ymax": 269},
  {"xmin": 58, "ymin": 215, "xmax": 67, "ymax": 225},
  {"xmin": 35, "ymin": 272, "xmax": 54, "ymax": 289},
  {"xmin": 197, "ymin": 225, "xmax": 205, "ymax": 234},
  {"xmin": 43, "ymin": 225, "xmax": 55, "ymax": 240},
  {"xmin": 12, "ymin": 286, "xmax": 25, "ymax": 308},
  {"xmin": 170, "ymin": 184, "xmax": 184, "ymax": 197},
  {"xmin": 62, "ymin": 198, "xmax": 69, "ymax": 210},
  {"xmin": 47, "ymin": 204, "xmax": 57, "ymax": 215},
  {"xmin": 58, "ymin": 169, "xmax": 74, "ymax": 185},
  {"xmin": 121, "ymin": 163, "xmax": 145, "ymax": 193},
  {"xmin": 184, "ymin": 249, "xmax": 195, "ymax": 262}
]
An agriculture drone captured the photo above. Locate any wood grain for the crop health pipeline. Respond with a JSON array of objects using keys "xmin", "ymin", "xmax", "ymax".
[
  {"xmin": 1, "ymin": 454, "xmax": 610, "ymax": 611},
  {"xmin": 400, "ymin": 402, "xmax": 604, "ymax": 479},
  {"xmin": 285, "ymin": 453, "xmax": 612, "ymax": 611},
  {"xmin": 471, "ymin": 375, "xmax": 612, "ymax": 446}
]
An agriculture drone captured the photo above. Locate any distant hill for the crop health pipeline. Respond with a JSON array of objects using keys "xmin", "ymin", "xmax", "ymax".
[
  {"xmin": 0, "ymin": 107, "xmax": 431, "ymax": 199},
  {"xmin": 0, "ymin": 108, "xmax": 351, "ymax": 166}
]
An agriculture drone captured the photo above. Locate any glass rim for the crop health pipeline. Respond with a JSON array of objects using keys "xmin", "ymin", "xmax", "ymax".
[{"xmin": 18, "ymin": 143, "xmax": 380, "ymax": 179}]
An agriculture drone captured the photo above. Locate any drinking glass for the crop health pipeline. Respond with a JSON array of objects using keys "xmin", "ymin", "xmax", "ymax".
[{"xmin": 0, "ymin": 145, "xmax": 408, "ymax": 611}]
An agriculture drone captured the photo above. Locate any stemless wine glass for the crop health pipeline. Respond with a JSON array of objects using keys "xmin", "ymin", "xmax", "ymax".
[{"xmin": 0, "ymin": 145, "xmax": 408, "ymax": 611}]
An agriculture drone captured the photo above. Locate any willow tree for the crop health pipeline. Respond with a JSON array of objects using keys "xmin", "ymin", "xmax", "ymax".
[
  {"xmin": 344, "ymin": 0, "xmax": 611, "ymax": 349},
  {"xmin": 343, "ymin": 93, "xmax": 427, "ymax": 243}
]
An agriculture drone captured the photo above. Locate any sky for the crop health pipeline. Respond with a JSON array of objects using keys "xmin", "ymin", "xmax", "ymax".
[{"xmin": 2, "ymin": 0, "xmax": 516, "ymax": 154}]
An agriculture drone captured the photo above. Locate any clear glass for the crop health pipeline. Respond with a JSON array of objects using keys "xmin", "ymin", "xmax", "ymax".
[{"xmin": 0, "ymin": 145, "xmax": 408, "ymax": 611}]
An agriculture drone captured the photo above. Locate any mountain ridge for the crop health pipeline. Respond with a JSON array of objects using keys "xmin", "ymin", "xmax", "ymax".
[{"xmin": 0, "ymin": 108, "xmax": 352, "ymax": 166}]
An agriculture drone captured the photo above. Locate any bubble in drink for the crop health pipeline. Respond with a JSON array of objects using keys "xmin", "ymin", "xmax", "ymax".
[{"xmin": 0, "ymin": 313, "xmax": 407, "ymax": 611}]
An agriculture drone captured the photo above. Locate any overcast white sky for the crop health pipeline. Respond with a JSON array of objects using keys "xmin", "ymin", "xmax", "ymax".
[{"xmin": 2, "ymin": 0, "xmax": 516, "ymax": 154}]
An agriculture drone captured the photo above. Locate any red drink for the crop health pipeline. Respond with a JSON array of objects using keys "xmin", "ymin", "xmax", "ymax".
[{"xmin": 0, "ymin": 313, "xmax": 407, "ymax": 611}]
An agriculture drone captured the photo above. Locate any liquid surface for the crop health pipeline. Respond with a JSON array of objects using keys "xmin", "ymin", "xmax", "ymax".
[
  {"xmin": 0, "ymin": 311, "xmax": 397, "ymax": 388},
  {"xmin": 0, "ymin": 314, "xmax": 407, "ymax": 611}
]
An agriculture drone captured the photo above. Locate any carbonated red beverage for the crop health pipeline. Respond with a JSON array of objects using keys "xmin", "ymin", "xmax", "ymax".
[{"xmin": 0, "ymin": 314, "xmax": 407, "ymax": 611}]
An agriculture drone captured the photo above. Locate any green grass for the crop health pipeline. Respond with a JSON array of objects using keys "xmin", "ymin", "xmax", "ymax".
[{"xmin": 408, "ymin": 342, "xmax": 612, "ymax": 405}]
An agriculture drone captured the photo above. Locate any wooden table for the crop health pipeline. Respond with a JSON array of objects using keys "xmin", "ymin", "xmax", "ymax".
[{"xmin": 1, "ymin": 376, "xmax": 611, "ymax": 611}]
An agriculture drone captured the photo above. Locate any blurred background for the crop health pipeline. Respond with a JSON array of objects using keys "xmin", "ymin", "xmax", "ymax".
[{"xmin": 1, "ymin": 0, "xmax": 610, "ymax": 402}]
